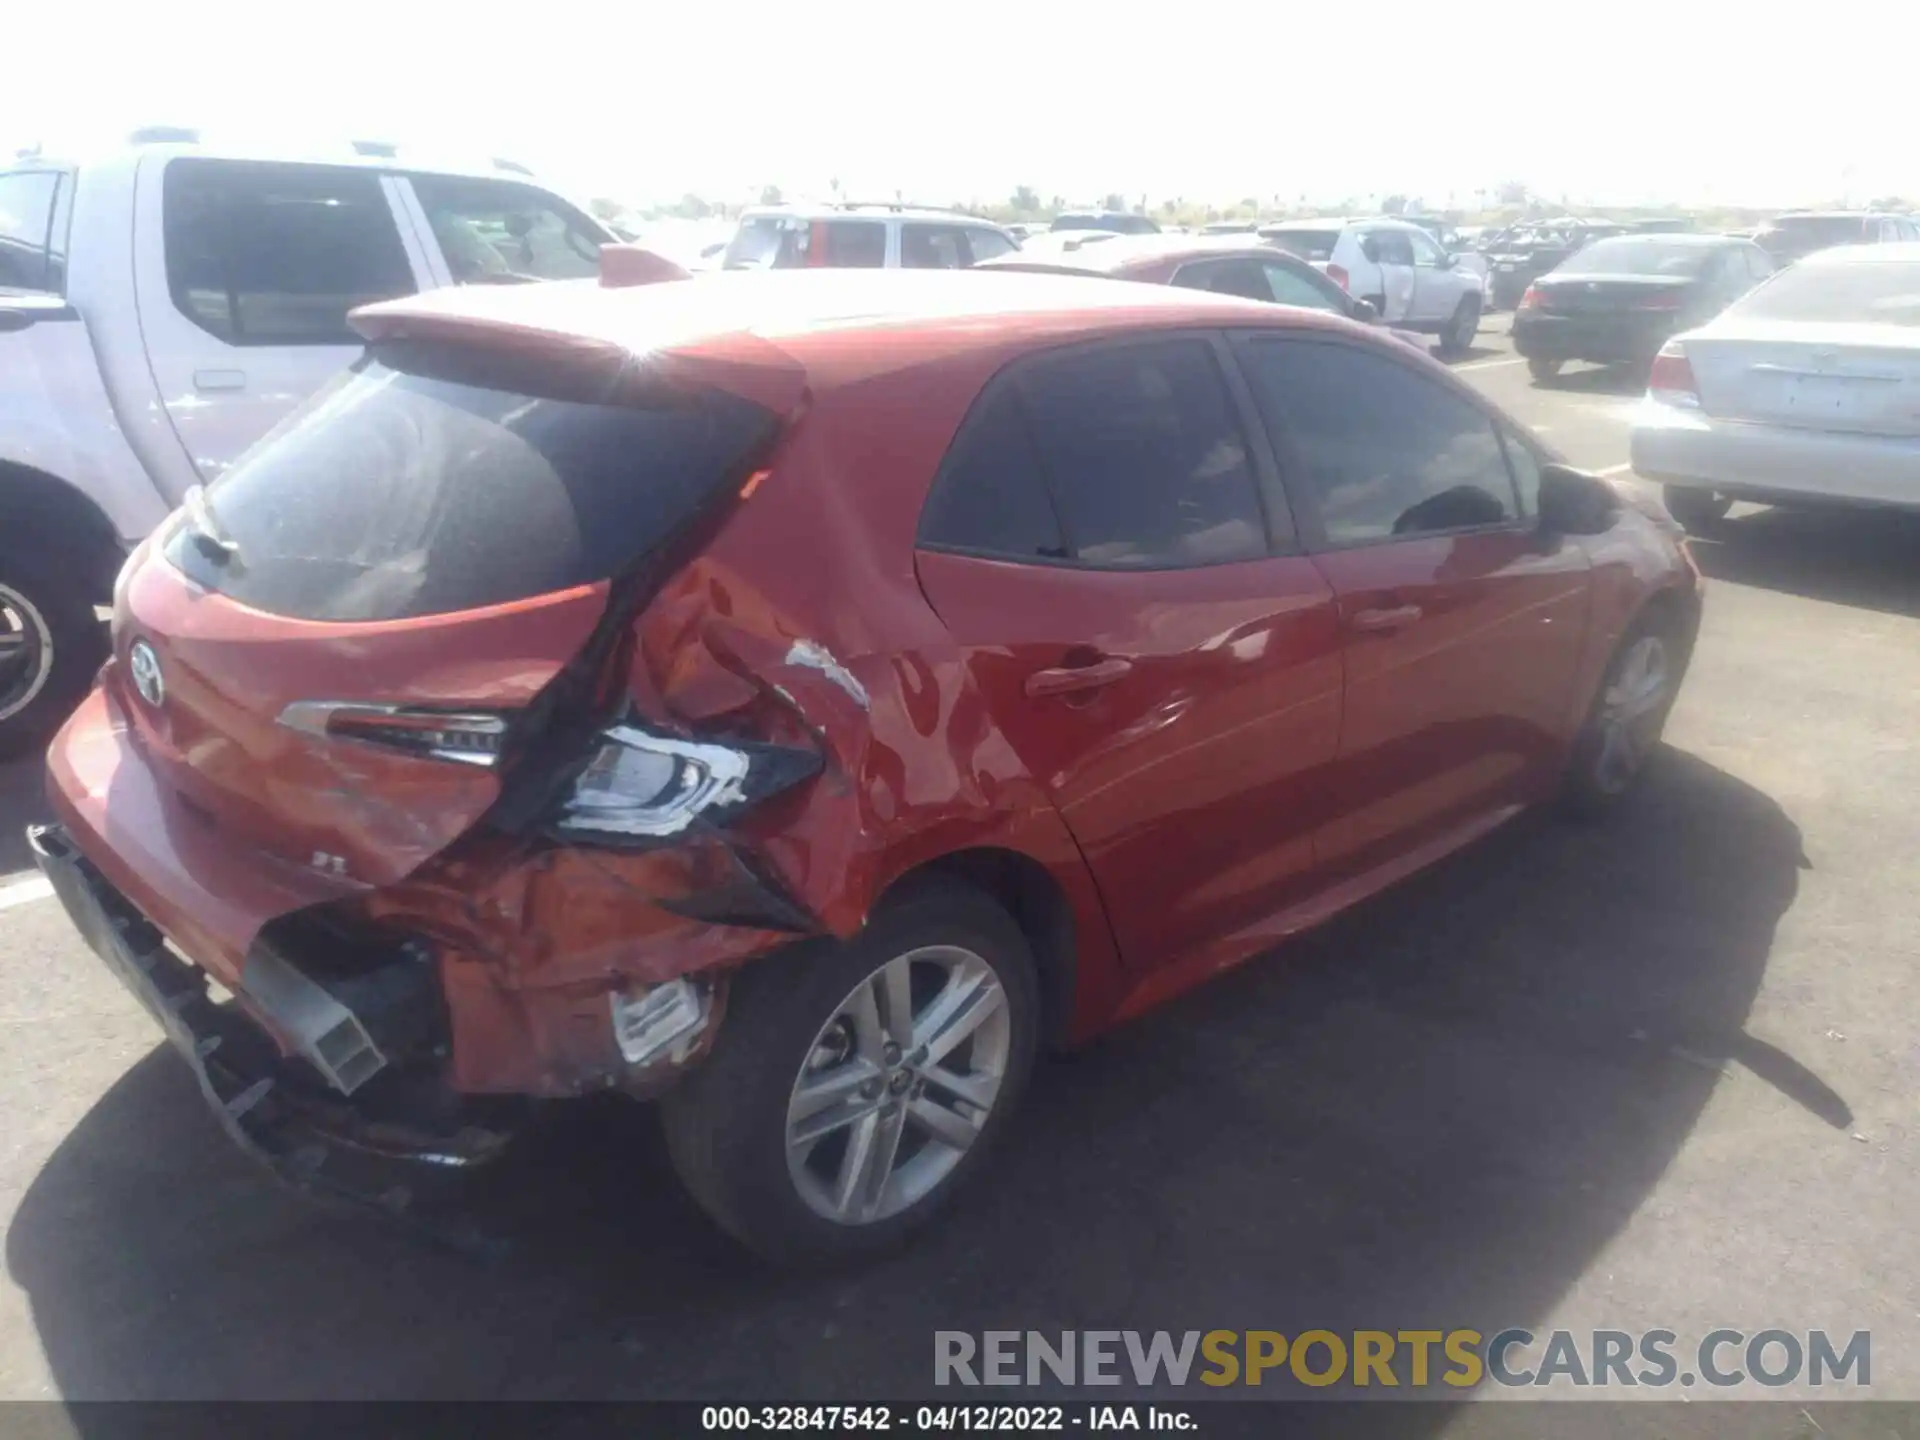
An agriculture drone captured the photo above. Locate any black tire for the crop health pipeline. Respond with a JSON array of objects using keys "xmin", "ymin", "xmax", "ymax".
[
  {"xmin": 0, "ymin": 545, "xmax": 107, "ymax": 761},
  {"xmin": 1439, "ymin": 297, "xmax": 1482, "ymax": 356},
  {"xmin": 1560, "ymin": 608, "xmax": 1685, "ymax": 819},
  {"xmin": 661, "ymin": 879, "xmax": 1040, "ymax": 1266},
  {"xmin": 1528, "ymin": 356, "xmax": 1564, "ymax": 385},
  {"xmin": 1662, "ymin": 485, "xmax": 1732, "ymax": 533}
]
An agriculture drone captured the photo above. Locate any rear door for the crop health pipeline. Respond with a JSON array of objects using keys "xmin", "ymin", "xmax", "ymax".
[
  {"xmin": 1359, "ymin": 228, "xmax": 1417, "ymax": 321},
  {"xmin": 914, "ymin": 334, "xmax": 1344, "ymax": 972},
  {"xmin": 133, "ymin": 157, "xmax": 429, "ymax": 500},
  {"xmin": 1406, "ymin": 226, "xmax": 1462, "ymax": 323},
  {"xmin": 1230, "ymin": 332, "xmax": 1592, "ymax": 877}
]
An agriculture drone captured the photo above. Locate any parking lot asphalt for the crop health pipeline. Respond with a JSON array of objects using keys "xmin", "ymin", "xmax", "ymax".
[{"xmin": 2, "ymin": 317, "xmax": 1917, "ymax": 1415}]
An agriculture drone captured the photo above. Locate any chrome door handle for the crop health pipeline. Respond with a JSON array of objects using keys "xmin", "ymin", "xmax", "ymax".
[
  {"xmin": 1024, "ymin": 657, "xmax": 1133, "ymax": 698},
  {"xmin": 1350, "ymin": 604, "xmax": 1424, "ymax": 634}
]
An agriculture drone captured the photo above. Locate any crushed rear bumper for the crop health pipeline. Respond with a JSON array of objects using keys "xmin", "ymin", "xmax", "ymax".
[{"xmin": 28, "ymin": 823, "xmax": 519, "ymax": 1252}]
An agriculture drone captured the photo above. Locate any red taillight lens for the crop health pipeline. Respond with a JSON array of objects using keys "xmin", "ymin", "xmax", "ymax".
[
  {"xmin": 807, "ymin": 220, "xmax": 830, "ymax": 267},
  {"xmin": 1519, "ymin": 286, "xmax": 1544, "ymax": 310},
  {"xmin": 1648, "ymin": 343, "xmax": 1701, "ymax": 408},
  {"xmin": 1325, "ymin": 263, "xmax": 1349, "ymax": 292}
]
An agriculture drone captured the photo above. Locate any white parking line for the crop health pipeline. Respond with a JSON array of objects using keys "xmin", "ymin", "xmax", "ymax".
[
  {"xmin": 0, "ymin": 875, "xmax": 54, "ymax": 911},
  {"xmin": 1454, "ymin": 357, "xmax": 1529, "ymax": 372}
]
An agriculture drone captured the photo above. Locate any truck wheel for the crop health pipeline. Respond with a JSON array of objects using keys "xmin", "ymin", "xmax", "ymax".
[
  {"xmin": 1528, "ymin": 357, "xmax": 1564, "ymax": 385},
  {"xmin": 1662, "ymin": 486, "xmax": 1732, "ymax": 533},
  {"xmin": 1439, "ymin": 297, "xmax": 1481, "ymax": 356},
  {"xmin": 0, "ymin": 547, "xmax": 107, "ymax": 760},
  {"xmin": 661, "ymin": 879, "xmax": 1040, "ymax": 1266}
]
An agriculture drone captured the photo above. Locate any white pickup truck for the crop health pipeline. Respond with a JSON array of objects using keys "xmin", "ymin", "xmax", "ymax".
[{"xmin": 0, "ymin": 137, "xmax": 617, "ymax": 753}]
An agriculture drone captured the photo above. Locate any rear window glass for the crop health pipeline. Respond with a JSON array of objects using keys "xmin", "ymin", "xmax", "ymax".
[
  {"xmin": 1732, "ymin": 261, "xmax": 1920, "ymax": 327},
  {"xmin": 0, "ymin": 171, "xmax": 61, "ymax": 293},
  {"xmin": 162, "ymin": 354, "xmax": 775, "ymax": 622},
  {"xmin": 1559, "ymin": 238, "xmax": 1715, "ymax": 276},
  {"xmin": 1261, "ymin": 229, "xmax": 1340, "ymax": 262}
]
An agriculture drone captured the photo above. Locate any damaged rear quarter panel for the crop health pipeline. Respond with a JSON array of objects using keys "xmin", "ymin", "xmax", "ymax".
[{"xmin": 622, "ymin": 357, "xmax": 1127, "ymax": 1029}]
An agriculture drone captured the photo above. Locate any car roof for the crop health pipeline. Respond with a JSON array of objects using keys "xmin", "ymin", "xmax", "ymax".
[
  {"xmin": 738, "ymin": 204, "xmax": 1007, "ymax": 228},
  {"xmin": 979, "ymin": 233, "xmax": 1298, "ymax": 276},
  {"xmin": 351, "ymin": 269, "xmax": 1344, "ymax": 403},
  {"xmin": 2, "ymin": 139, "xmax": 553, "ymax": 187},
  {"xmin": 1584, "ymin": 232, "xmax": 1742, "ymax": 246}
]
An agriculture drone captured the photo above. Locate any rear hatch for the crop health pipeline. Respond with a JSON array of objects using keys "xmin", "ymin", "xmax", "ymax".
[
  {"xmin": 115, "ymin": 337, "xmax": 782, "ymax": 892},
  {"xmin": 1685, "ymin": 260, "xmax": 1920, "ymax": 436}
]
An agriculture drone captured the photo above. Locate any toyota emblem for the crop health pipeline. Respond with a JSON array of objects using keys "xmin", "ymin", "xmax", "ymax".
[{"xmin": 128, "ymin": 640, "xmax": 165, "ymax": 709}]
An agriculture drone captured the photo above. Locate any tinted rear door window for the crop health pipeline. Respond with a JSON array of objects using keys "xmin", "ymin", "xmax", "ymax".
[
  {"xmin": 163, "ymin": 352, "xmax": 775, "ymax": 621},
  {"xmin": 901, "ymin": 224, "xmax": 970, "ymax": 269},
  {"xmin": 164, "ymin": 160, "xmax": 415, "ymax": 345},
  {"xmin": 1236, "ymin": 338, "xmax": 1519, "ymax": 545},
  {"xmin": 1018, "ymin": 339, "xmax": 1267, "ymax": 568},
  {"xmin": 1171, "ymin": 259, "xmax": 1273, "ymax": 301},
  {"xmin": 917, "ymin": 387, "xmax": 1068, "ymax": 560},
  {"xmin": 824, "ymin": 220, "xmax": 887, "ymax": 267}
]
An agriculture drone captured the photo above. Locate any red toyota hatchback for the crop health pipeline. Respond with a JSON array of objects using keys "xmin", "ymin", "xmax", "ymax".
[{"xmin": 33, "ymin": 269, "xmax": 1700, "ymax": 1264}]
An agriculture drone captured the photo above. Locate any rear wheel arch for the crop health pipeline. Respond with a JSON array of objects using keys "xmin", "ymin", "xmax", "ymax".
[
  {"xmin": 0, "ymin": 461, "xmax": 128, "ymax": 599},
  {"xmin": 874, "ymin": 847, "xmax": 1079, "ymax": 1051}
]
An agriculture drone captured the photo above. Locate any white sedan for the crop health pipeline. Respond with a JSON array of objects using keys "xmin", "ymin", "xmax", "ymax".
[{"xmin": 1631, "ymin": 243, "xmax": 1920, "ymax": 530}]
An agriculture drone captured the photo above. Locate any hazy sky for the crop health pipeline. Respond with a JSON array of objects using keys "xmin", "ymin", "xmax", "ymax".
[{"xmin": 6, "ymin": 0, "xmax": 1914, "ymax": 212}]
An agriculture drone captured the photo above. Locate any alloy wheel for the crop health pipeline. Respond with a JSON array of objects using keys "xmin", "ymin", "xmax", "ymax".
[
  {"xmin": 786, "ymin": 944, "xmax": 1012, "ymax": 1225},
  {"xmin": 1593, "ymin": 634, "xmax": 1670, "ymax": 795},
  {"xmin": 0, "ymin": 583, "xmax": 54, "ymax": 725}
]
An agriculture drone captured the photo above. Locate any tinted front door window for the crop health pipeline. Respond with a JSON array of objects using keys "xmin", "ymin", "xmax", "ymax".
[
  {"xmin": 1236, "ymin": 338, "xmax": 1517, "ymax": 544},
  {"xmin": 410, "ymin": 175, "xmax": 606, "ymax": 283}
]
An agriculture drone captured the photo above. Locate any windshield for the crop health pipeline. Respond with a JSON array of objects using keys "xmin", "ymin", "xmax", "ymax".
[
  {"xmin": 1558, "ymin": 238, "xmax": 1714, "ymax": 277},
  {"xmin": 163, "ymin": 352, "xmax": 775, "ymax": 622},
  {"xmin": 1732, "ymin": 260, "xmax": 1920, "ymax": 327},
  {"xmin": 1261, "ymin": 229, "xmax": 1340, "ymax": 262}
]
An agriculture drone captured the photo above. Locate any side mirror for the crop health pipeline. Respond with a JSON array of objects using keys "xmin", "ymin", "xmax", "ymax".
[
  {"xmin": 1349, "ymin": 297, "xmax": 1379, "ymax": 322},
  {"xmin": 1537, "ymin": 463, "xmax": 1620, "ymax": 536}
]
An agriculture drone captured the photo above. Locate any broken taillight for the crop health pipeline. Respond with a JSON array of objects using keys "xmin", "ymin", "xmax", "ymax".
[{"xmin": 550, "ymin": 722, "xmax": 821, "ymax": 842}]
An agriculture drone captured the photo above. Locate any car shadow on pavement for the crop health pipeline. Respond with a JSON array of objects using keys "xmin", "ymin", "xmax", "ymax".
[
  {"xmin": 8, "ymin": 749, "xmax": 1816, "ymax": 1406},
  {"xmin": 1536, "ymin": 364, "xmax": 1647, "ymax": 397},
  {"xmin": 0, "ymin": 756, "xmax": 52, "ymax": 879},
  {"xmin": 1689, "ymin": 506, "xmax": 1920, "ymax": 619}
]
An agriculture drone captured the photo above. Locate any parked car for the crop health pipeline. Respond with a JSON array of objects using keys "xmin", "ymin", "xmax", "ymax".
[
  {"xmin": 1513, "ymin": 234, "xmax": 1774, "ymax": 383},
  {"xmin": 0, "ymin": 136, "xmax": 619, "ymax": 756},
  {"xmin": 1754, "ymin": 211, "xmax": 1919, "ymax": 266},
  {"xmin": 721, "ymin": 205, "xmax": 1018, "ymax": 271},
  {"xmin": 1051, "ymin": 210, "xmax": 1160, "ymax": 236},
  {"xmin": 32, "ymin": 265, "xmax": 1699, "ymax": 1264},
  {"xmin": 1484, "ymin": 221, "xmax": 1627, "ymax": 310},
  {"xmin": 976, "ymin": 233, "xmax": 1432, "ymax": 352},
  {"xmin": 1631, "ymin": 242, "xmax": 1920, "ymax": 530},
  {"xmin": 1259, "ymin": 217, "xmax": 1485, "ymax": 353}
]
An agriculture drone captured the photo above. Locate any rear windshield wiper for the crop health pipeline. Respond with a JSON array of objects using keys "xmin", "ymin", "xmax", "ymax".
[{"xmin": 182, "ymin": 484, "xmax": 241, "ymax": 565}]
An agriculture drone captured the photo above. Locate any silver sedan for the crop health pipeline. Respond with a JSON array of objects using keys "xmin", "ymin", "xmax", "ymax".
[{"xmin": 1630, "ymin": 242, "xmax": 1920, "ymax": 530}]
